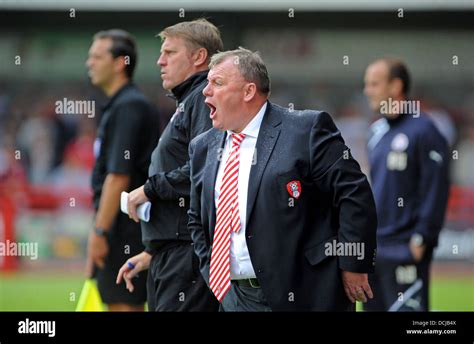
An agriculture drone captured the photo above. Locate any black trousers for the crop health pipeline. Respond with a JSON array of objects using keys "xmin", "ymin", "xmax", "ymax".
[
  {"xmin": 220, "ymin": 281, "xmax": 272, "ymax": 312},
  {"xmin": 147, "ymin": 241, "xmax": 219, "ymax": 312},
  {"xmin": 96, "ymin": 216, "xmax": 147, "ymax": 305},
  {"xmin": 365, "ymin": 248, "xmax": 433, "ymax": 312}
]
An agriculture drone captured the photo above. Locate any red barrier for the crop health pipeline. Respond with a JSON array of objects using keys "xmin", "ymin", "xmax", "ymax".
[
  {"xmin": 0, "ymin": 184, "xmax": 92, "ymax": 271},
  {"xmin": 0, "ymin": 196, "xmax": 18, "ymax": 271},
  {"xmin": 446, "ymin": 186, "xmax": 474, "ymax": 223}
]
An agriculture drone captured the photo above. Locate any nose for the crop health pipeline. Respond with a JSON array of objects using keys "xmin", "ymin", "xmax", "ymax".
[
  {"xmin": 363, "ymin": 84, "xmax": 371, "ymax": 97},
  {"xmin": 203, "ymin": 83, "xmax": 211, "ymax": 97},
  {"xmin": 157, "ymin": 54, "xmax": 165, "ymax": 67}
]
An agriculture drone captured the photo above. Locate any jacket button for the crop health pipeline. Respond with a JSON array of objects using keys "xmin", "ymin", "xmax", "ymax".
[
  {"xmin": 258, "ymin": 269, "xmax": 263, "ymax": 273},
  {"xmin": 247, "ymin": 235, "xmax": 253, "ymax": 239}
]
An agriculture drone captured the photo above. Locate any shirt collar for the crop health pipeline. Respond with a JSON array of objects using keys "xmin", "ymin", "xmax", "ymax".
[
  {"xmin": 101, "ymin": 82, "xmax": 134, "ymax": 112},
  {"xmin": 226, "ymin": 101, "xmax": 267, "ymax": 139}
]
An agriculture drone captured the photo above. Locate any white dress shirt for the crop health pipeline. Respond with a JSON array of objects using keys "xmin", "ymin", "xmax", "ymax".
[{"xmin": 214, "ymin": 102, "xmax": 267, "ymax": 280}]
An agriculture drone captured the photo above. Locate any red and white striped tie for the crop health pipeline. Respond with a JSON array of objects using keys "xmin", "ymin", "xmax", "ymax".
[{"xmin": 209, "ymin": 133, "xmax": 246, "ymax": 302}]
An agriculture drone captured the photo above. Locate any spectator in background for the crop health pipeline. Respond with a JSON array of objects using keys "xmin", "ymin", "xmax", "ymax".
[
  {"xmin": 47, "ymin": 119, "xmax": 95, "ymax": 191},
  {"xmin": 452, "ymin": 123, "xmax": 474, "ymax": 186},
  {"xmin": 0, "ymin": 138, "xmax": 28, "ymax": 196},
  {"xmin": 364, "ymin": 57, "xmax": 450, "ymax": 311},
  {"xmin": 16, "ymin": 100, "xmax": 56, "ymax": 183}
]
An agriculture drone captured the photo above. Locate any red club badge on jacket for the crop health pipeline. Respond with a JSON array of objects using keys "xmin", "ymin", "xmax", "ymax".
[{"xmin": 286, "ymin": 180, "xmax": 302, "ymax": 199}]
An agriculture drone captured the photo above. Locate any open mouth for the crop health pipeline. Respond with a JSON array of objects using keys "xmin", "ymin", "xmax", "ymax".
[{"xmin": 206, "ymin": 101, "xmax": 217, "ymax": 118}]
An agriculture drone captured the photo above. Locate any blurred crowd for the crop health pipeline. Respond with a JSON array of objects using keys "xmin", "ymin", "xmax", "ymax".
[
  {"xmin": 0, "ymin": 80, "xmax": 473, "ymax": 200},
  {"xmin": 0, "ymin": 82, "xmax": 175, "ymax": 200}
]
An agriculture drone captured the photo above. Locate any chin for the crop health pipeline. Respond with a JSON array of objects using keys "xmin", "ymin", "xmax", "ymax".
[
  {"xmin": 212, "ymin": 120, "xmax": 223, "ymax": 131},
  {"xmin": 163, "ymin": 80, "xmax": 174, "ymax": 91},
  {"xmin": 370, "ymin": 104, "xmax": 380, "ymax": 113}
]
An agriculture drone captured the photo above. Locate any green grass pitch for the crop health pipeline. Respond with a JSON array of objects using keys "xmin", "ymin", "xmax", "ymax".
[{"xmin": 1, "ymin": 272, "xmax": 472, "ymax": 311}]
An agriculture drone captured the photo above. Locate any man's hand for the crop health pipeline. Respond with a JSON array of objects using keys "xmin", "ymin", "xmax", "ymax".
[
  {"xmin": 116, "ymin": 251, "xmax": 152, "ymax": 293},
  {"xmin": 409, "ymin": 242, "xmax": 426, "ymax": 263},
  {"xmin": 341, "ymin": 271, "xmax": 373, "ymax": 303},
  {"xmin": 127, "ymin": 185, "xmax": 149, "ymax": 223},
  {"xmin": 86, "ymin": 231, "xmax": 109, "ymax": 276}
]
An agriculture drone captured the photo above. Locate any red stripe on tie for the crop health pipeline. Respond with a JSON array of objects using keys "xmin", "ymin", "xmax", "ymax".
[{"xmin": 209, "ymin": 133, "xmax": 246, "ymax": 302}]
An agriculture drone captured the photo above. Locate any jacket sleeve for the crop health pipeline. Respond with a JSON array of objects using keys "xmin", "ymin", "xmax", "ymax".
[
  {"xmin": 412, "ymin": 124, "xmax": 450, "ymax": 247},
  {"xmin": 187, "ymin": 138, "xmax": 210, "ymax": 286},
  {"xmin": 143, "ymin": 162, "xmax": 191, "ymax": 201},
  {"xmin": 309, "ymin": 111, "xmax": 378, "ymax": 273},
  {"xmin": 144, "ymin": 92, "xmax": 212, "ymax": 201}
]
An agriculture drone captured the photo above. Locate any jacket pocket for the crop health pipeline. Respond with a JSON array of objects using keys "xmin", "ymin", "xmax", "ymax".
[{"xmin": 304, "ymin": 235, "xmax": 338, "ymax": 266}]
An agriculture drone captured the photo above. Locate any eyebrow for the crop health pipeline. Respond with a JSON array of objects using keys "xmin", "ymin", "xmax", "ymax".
[
  {"xmin": 208, "ymin": 74, "xmax": 222, "ymax": 80},
  {"xmin": 160, "ymin": 47, "xmax": 175, "ymax": 53},
  {"xmin": 208, "ymin": 69, "xmax": 226, "ymax": 78}
]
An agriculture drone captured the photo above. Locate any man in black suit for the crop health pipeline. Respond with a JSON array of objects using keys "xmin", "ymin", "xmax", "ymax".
[{"xmin": 188, "ymin": 48, "xmax": 378, "ymax": 311}]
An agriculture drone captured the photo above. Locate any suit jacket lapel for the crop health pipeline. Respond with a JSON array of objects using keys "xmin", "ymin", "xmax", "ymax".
[
  {"xmin": 204, "ymin": 130, "xmax": 226, "ymax": 239},
  {"xmin": 246, "ymin": 102, "xmax": 282, "ymax": 229}
]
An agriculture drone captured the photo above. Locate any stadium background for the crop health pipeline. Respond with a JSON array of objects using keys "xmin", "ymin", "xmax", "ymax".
[{"xmin": 0, "ymin": 0, "xmax": 472, "ymax": 311}]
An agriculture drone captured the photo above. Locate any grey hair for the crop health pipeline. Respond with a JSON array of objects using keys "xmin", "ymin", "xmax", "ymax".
[{"xmin": 209, "ymin": 47, "xmax": 271, "ymax": 95}]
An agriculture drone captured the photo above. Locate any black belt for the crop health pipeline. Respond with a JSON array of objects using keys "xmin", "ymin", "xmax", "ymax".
[{"xmin": 232, "ymin": 278, "xmax": 260, "ymax": 288}]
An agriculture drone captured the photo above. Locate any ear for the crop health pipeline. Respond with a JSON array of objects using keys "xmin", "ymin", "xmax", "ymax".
[
  {"xmin": 113, "ymin": 56, "xmax": 127, "ymax": 75},
  {"xmin": 390, "ymin": 78, "xmax": 404, "ymax": 97},
  {"xmin": 243, "ymin": 83, "xmax": 257, "ymax": 102},
  {"xmin": 192, "ymin": 48, "xmax": 209, "ymax": 67}
]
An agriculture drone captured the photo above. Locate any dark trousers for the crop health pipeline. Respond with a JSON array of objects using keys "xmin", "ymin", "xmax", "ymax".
[
  {"xmin": 147, "ymin": 241, "xmax": 219, "ymax": 312},
  {"xmin": 220, "ymin": 281, "xmax": 272, "ymax": 312},
  {"xmin": 96, "ymin": 217, "xmax": 147, "ymax": 305},
  {"xmin": 365, "ymin": 248, "xmax": 433, "ymax": 311}
]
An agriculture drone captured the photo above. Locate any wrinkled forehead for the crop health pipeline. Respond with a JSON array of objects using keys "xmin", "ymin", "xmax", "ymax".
[
  {"xmin": 161, "ymin": 35, "xmax": 188, "ymax": 51},
  {"xmin": 208, "ymin": 57, "xmax": 243, "ymax": 81}
]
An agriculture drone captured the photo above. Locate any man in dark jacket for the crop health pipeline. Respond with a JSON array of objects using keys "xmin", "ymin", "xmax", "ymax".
[
  {"xmin": 188, "ymin": 48, "xmax": 377, "ymax": 311},
  {"xmin": 364, "ymin": 58, "xmax": 450, "ymax": 311},
  {"xmin": 86, "ymin": 29, "xmax": 159, "ymax": 311},
  {"xmin": 116, "ymin": 19, "xmax": 222, "ymax": 311}
]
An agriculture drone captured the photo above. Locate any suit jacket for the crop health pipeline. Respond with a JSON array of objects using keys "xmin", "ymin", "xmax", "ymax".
[{"xmin": 188, "ymin": 101, "xmax": 377, "ymax": 311}]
